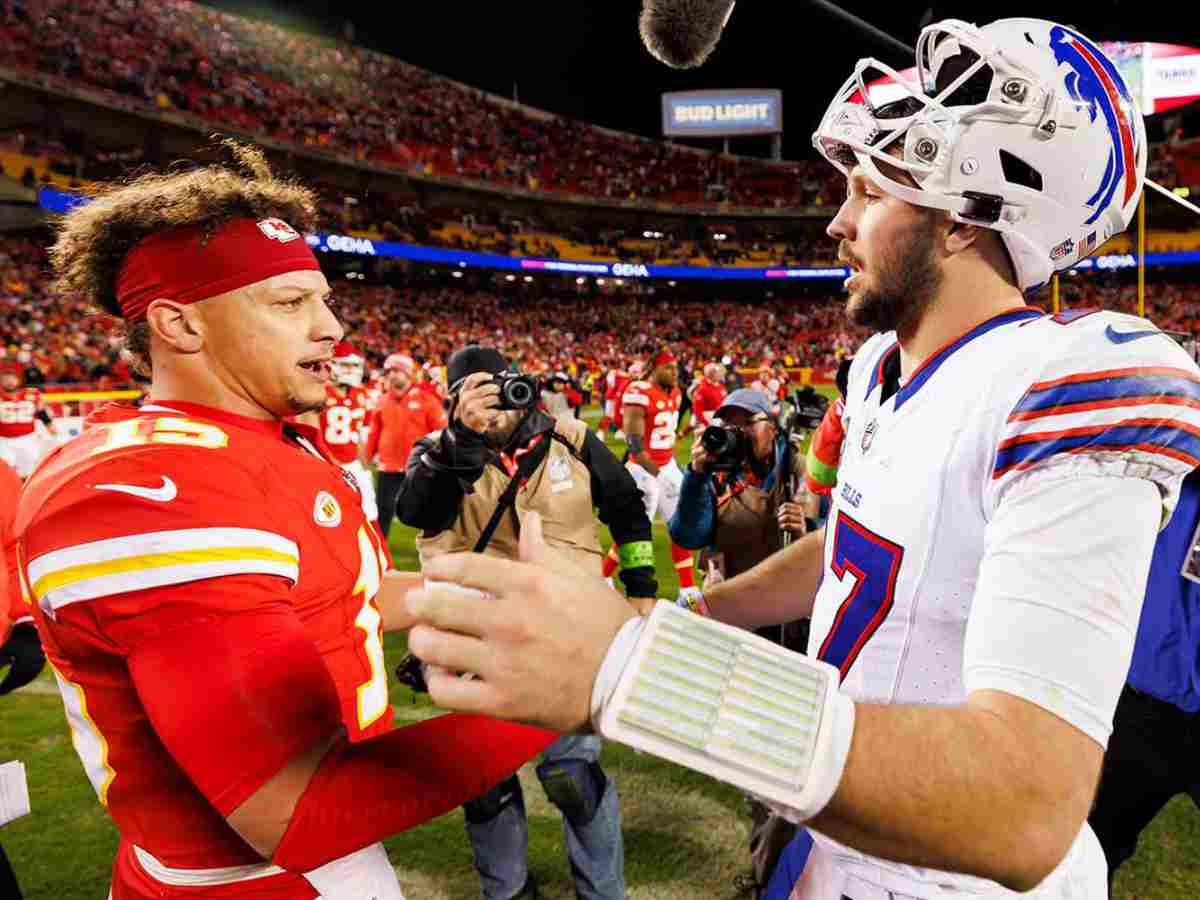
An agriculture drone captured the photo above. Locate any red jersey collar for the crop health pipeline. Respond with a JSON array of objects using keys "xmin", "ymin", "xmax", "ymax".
[{"xmin": 141, "ymin": 399, "xmax": 287, "ymax": 439}]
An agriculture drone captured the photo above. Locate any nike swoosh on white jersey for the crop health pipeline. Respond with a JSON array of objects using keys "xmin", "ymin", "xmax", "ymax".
[{"xmin": 94, "ymin": 476, "xmax": 178, "ymax": 502}]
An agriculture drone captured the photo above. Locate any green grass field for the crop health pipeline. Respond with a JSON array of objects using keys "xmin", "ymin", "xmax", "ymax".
[{"xmin": 1, "ymin": 403, "xmax": 1197, "ymax": 898}]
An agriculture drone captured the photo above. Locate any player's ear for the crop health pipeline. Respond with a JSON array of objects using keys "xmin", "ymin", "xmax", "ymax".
[
  {"xmin": 943, "ymin": 219, "xmax": 984, "ymax": 257},
  {"xmin": 145, "ymin": 299, "xmax": 204, "ymax": 354}
]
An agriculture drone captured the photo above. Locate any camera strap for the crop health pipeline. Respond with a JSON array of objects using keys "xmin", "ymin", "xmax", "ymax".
[{"xmin": 472, "ymin": 427, "xmax": 566, "ymax": 554}]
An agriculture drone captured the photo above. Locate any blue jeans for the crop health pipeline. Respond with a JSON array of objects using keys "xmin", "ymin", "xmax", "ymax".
[{"xmin": 465, "ymin": 734, "xmax": 625, "ymax": 900}]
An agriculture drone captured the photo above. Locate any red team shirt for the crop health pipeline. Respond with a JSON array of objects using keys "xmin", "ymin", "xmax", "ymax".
[
  {"xmin": 621, "ymin": 380, "xmax": 682, "ymax": 467},
  {"xmin": 15, "ymin": 401, "xmax": 392, "ymax": 884},
  {"xmin": 0, "ymin": 388, "xmax": 40, "ymax": 437},
  {"xmin": 318, "ymin": 384, "xmax": 372, "ymax": 465},
  {"xmin": 0, "ymin": 459, "xmax": 22, "ymax": 635},
  {"xmin": 605, "ymin": 371, "xmax": 629, "ymax": 406},
  {"xmin": 690, "ymin": 379, "xmax": 728, "ymax": 430}
]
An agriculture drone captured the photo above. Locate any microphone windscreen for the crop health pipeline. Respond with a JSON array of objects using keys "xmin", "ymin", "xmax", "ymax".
[{"xmin": 639, "ymin": 0, "xmax": 737, "ymax": 69}]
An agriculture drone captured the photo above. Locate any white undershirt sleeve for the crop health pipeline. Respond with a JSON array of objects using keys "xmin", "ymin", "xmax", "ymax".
[{"xmin": 964, "ymin": 475, "xmax": 1161, "ymax": 748}]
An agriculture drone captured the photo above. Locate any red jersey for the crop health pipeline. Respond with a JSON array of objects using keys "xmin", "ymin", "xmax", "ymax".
[
  {"xmin": 0, "ymin": 459, "xmax": 20, "ymax": 637},
  {"xmin": 0, "ymin": 388, "xmax": 40, "ymax": 437},
  {"xmin": 15, "ymin": 401, "xmax": 391, "ymax": 875},
  {"xmin": 690, "ymin": 379, "xmax": 728, "ymax": 430},
  {"xmin": 604, "ymin": 371, "xmax": 628, "ymax": 404},
  {"xmin": 363, "ymin": 386, "xmax": 446, "ymax": 473},
  {"xmin": 318, "ymin": 384, "xmax": 372, "ymax": 465},
  {"xmin": 621, "ymin": 380, "xmax": 682, "ymax": 467},
  {"xmin": 418, "ymin": 378, "xmax": 446, "ymax": 403}
]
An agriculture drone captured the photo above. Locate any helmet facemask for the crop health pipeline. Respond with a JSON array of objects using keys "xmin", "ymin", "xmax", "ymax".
[{"xmin": 813, "ymin": 18, "xmax": 1146, "ymax": 291}]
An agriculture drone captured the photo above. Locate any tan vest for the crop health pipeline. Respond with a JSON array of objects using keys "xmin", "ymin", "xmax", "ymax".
[
  {"xmin": 710, "ymin": 436, "xmax": 807, "ymax": 578},
  {"xmin": 417, "ymin": 417, "xmax": 601, "ymax": 577}
]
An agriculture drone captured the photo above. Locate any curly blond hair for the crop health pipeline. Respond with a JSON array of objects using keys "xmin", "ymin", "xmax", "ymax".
[{"xmin": 49, "ymin": 139, "xmax": 319, "ymax": 374}]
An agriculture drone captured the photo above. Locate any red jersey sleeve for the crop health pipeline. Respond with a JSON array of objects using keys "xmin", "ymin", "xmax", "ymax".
[
  {"xmin": 621, "ymin": 381, "xmax": 652, "ymax": 408},
  {"xmin": 20, "ymin": 451, "xmax": 298, "ymax": 620},
  {"xmin": 1, "ymin": 460, "xmax": 20, "ymax": 629},
  {"xmin": 20, "ymin": 451, "xmax": 334, "ymax": 819},
  {"xmin": 118, "ymin": 575, "xmax": 341, "ymax": 816}
]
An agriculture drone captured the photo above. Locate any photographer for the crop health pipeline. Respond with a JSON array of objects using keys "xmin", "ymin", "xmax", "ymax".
[
  {"xmin": 395, "ymin": 345, "xmax": 654, "ymax": 900},
  {"xmin": 667, "ymin": 388, "xmax": 818, "ymax": 899},
  {"xmin": 669, "ymin": 389, "xmax": 816, "ymax": 611}
]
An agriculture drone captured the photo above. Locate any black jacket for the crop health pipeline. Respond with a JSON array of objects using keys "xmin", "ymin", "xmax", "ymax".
[{"xmin": 395, "ymin": 411, "xmax": 658, "ymax": 598}]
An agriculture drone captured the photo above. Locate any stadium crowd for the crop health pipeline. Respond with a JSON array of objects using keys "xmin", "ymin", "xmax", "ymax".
[
  {"xmin": 3, "ymin": 229, "xmax": 1200, "ymax": 389},
  {"xmin": 0, "ymin": 0, "xmax": 839, "ymax": 210},
  {"xmin": 0, "ymin": 234, "xmax": 870, "ymax": 386}
]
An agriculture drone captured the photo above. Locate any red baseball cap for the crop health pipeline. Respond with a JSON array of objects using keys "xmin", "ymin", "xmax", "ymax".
[{"xmin": 333, "ymin": 341, "xmax": 362, "ymax": 361}]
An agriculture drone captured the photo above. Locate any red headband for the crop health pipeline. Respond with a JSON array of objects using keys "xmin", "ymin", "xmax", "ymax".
[{"xmin": 115, "ymin": 217, "xmax": 321, "ymax": 322}]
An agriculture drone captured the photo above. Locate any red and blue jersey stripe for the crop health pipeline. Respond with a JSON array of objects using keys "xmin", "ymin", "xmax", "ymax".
[{"xmin": 994, "ymin": 366, "xmax": 1200, "ymax": 478}]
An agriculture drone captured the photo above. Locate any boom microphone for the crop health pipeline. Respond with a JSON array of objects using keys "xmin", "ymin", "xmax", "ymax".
[{"xmin": 639, "ymin": 0, "xmax": 737, "ymax": 69}]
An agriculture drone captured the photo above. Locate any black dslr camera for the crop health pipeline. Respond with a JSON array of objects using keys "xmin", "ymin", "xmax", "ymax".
[
  {"xmin": 785, "ymin": 387, "xmax": 829, "ymax": 435},
  {"xmin": 701, "ymin": 425, "xmax": 751, "ymax": 473},
  {"xmin": 492, "ymin": 372, "xmax": 540, "ymax": 410}
]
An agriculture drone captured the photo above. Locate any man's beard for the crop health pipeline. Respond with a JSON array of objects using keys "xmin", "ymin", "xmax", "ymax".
[
  {"xmin": 485, "ymin": 419, "xmax": 520, "ymax": 449},
  {"xmin": 845, "ymin": 217, "xmax": 943, "ymax": 336}
]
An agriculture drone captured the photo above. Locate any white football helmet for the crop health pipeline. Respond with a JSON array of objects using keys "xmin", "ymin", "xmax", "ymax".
[
  {"xmin": 331, "ymin": 341, "xmax": 365, "ymax": 388},
  {"xmin": 813, "ymin": 18, "xmax": 1147, "ymax": 291}
]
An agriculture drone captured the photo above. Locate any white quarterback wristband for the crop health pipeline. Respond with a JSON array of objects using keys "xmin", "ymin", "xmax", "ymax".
[{"xmin": 591, "ymin": 603, "xmax": 856, "ymax": 822}]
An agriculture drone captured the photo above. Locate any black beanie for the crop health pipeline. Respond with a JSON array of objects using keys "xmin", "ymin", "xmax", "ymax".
[{"xmin": 447, "ymin": 345, "xmax": 509, "ymax": 391}]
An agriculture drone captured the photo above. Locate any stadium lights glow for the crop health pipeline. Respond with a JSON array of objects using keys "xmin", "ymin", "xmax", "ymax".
[
  {"xmin": 668, "ymin": 281, "xmax": 677, "ymax": 286},
  {"xmin": 452, "ymin": 271, "xmax": 463, "ymax": 278},
  {"xmin": 643, "ymin": 230, "xmax": 664, "ymax": 238},
  {"xmin": 576, "ymin": 277, "xmax": 586, "ymax": 284},
  {"xmin": 615, "ymin": 279, "xmax": 625, "ymax": 285},
  {"xmin": 458, "ymin": 261, "xmax": 467, "ymax": 267},
  {"xmin": 505, "ymin": 274, "xmax": 516, "ymax": 281},
  {"xmin": 597, "ymin": 278, "xmax": 606, "ymax": 285},
  {"xmin": 714, "ymin": 233, "xmax": 728, "ymax": 240},
  {"xmin": 524, "ymin": 275, "xmax": 534, "ymax": 282}
]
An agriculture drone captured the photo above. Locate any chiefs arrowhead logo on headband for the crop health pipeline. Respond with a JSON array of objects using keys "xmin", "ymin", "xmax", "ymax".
[
  {"xmin": 115, "ymin": 216, "xmax": 321, "ymax": 322},
  {"xmin": 257, "ymin": 217, "xmax": 302, "ymax": 243}
]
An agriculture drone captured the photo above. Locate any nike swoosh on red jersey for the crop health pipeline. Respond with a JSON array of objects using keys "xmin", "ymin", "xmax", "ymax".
[{"xmin": 94, "ymin": 476, "xmax": 178, "ymax": 502}]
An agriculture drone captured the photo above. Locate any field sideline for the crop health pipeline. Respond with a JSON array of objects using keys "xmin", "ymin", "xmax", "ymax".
[{"xmin": 0, "ymin": 403, "xmax": 1195, "ymax": 898}]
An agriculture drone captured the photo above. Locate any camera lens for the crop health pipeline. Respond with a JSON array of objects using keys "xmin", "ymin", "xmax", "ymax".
[
  {"xmin": 505, "ymin": 379, "xmax": 534, "ymax": 408},
  {"xmin": 701, "ymin": 426, "xmax": 734, "ymax": 456}
]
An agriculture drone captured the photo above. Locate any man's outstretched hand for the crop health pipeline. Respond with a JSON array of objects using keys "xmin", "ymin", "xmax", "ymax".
[{"xmin": 405, "ymin": 513, "xmax": 635, "ymax": 733}]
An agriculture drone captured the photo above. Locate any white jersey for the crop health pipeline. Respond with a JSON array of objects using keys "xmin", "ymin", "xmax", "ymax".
[{"xmin": 807, "ymin": 306, "xmax": 1200, "ymax": 897}]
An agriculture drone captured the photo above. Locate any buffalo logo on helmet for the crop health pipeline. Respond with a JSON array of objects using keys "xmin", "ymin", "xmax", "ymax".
[
  {"xmin": 257, "ymin": 217, "xmax": 302, "ymax": 243},
  {"xmin": 1049, "ymin": 26, "xmax": 1140, "ymax": 224}
]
